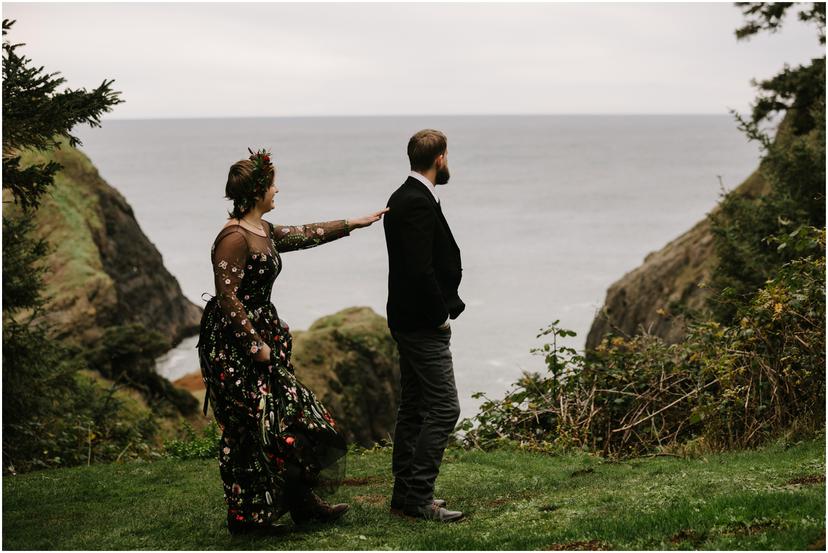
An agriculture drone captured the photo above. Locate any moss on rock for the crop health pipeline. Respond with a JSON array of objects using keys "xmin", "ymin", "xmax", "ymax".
[{"xmin": 291, "ymin": 306, "xmax": 400, "ymax": 447}]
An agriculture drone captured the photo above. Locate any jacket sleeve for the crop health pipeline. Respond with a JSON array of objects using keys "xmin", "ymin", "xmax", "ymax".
[
  {"xmin": 212, "ymin": 231, "xmax": 265, "ymax": 356},
  {"xmin": 398, "ymin": 198, "xmax": 448, "ymax": 326},
  {"xmin": 268, "ymin": 220, "xmax": 350, "ymax": 253}
]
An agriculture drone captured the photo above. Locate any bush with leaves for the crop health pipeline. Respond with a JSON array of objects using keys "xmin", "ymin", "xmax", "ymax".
[
  {"xmin": 458, "ymin": 228, "xmax": 824, "ymax": 457},
  {"xmin": 164, "ymin": 421, "xmax": 221, "ymax": 460},
  {"xmin": 701, "ymin": 228, "xmax": 825, "ymax": 448},
  {"xmin": 457, "ymin": 323, "xmax": 707, "ymax": 456}
]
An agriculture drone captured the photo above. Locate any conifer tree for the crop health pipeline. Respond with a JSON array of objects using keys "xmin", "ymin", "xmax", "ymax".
[
  {"xmin": 2, "ymin": 19, "xmax": 122, "ymax": 472},
  {"xmin": 2, "ymin": 18, "xmax": 122, "ymax": 211}
]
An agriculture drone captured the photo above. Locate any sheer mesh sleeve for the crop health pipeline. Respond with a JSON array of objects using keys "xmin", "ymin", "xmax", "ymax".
[
  {"xmin": 212, "ymin": 231, "xmax": 265, "ymax": 355},
  {"xmin": 268, "ymin": 219, "xmax": 350, "ymax": 253}
]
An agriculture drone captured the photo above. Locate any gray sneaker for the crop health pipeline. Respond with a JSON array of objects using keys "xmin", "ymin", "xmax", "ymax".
[
  {"xmin": 390, "ymin": 498, "xmax": 446, "ymax": 517},
  {"xmin": 403, "ymin": 502, "xmax": 464, "ymax": 522}
]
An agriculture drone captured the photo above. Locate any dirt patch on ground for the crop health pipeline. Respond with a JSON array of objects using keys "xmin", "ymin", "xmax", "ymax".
[
  {"xmin": 670, "ymin": 529, "xmax": 706, "ymax": 547},
  {"xmin": 786, "ymin": 474, "xmax": 825, "ymax": 486},
  {"xmin": 808, "ymin": 530, "xmax": 825, "ymax": 550},
  {"xmin": 173, "ymin": 371, "xmax": 205, "ymax": 391},
  {"xmin": 353, "ymin": 494, "xmax": 386, "ymax": 507},
  {"xmin": 724, "ymin": 521, "xmax": 779, "ymax": 536},
  {"xmin": 341, "ymin": 476, "xmax": 384, "ymax": 486},
  {"xmin": 544, "ymin": 539, "xmax": 609, "ymax": 550}
]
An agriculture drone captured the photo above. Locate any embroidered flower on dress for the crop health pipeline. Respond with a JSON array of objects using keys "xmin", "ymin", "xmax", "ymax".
[
  {"xmin": 218, "ymin": 260, "xmax": 228, "ymax": 269},
  {"xmin": 316, "ymin": 228, "xmax": 324, "ymax": 235}
]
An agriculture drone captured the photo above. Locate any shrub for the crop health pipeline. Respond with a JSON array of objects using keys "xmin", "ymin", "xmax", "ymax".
[
  {"xmin": 163, "ymin": 421, "xmax": 221, "ymax": 460},
  {"xmin": 458, "ymin": 233, "xmax": 824, "ymax": 457}
]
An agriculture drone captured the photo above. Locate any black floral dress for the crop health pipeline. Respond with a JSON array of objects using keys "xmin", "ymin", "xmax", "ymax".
[{"xmin": 196, "ymin": 219, "xmax": 350, "ymax": 528}]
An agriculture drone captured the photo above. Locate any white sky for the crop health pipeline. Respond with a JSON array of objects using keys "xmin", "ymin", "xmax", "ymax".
[{"xmin": 3, "ymin": 2, "xmax": 824, "ymax": 118}]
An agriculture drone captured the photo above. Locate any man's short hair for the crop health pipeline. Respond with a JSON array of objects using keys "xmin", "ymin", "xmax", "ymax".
[{"xmin": 407, "ymin": 129, "xmax": 447, "ymax": 171}]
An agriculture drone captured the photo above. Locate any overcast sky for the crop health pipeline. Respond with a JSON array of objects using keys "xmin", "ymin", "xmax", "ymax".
[{"xmin": 4, "ymin": 2, "xmax": 824, "ymax": 118}]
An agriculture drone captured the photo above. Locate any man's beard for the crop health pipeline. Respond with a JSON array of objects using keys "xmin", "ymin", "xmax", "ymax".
[{"xmin": 435, "ymin": 164, "xmax": 450, "ymax": 185}]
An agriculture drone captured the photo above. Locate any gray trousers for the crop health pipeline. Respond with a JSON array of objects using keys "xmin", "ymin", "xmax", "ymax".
[{"xmin": 390, "ymin": 326, "xmax": 461, "ymax": 509}]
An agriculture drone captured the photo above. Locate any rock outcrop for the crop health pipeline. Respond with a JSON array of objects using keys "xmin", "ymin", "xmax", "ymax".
[
  {"xmin": 290, "ymin": 307, "xmax": 401, "ymax": 448},
  {"xmin": 585, "ymin": 168, "xmax": 769, "ymax": 349},
  {"xmin": 12, "ymin": 144, "xmax": 202, "ymax": 348}
]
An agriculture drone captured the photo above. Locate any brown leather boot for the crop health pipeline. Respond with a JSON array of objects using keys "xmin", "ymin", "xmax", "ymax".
[{"xmin": 289, "ymin": 491, "xmax": 349, "ymax": 525}]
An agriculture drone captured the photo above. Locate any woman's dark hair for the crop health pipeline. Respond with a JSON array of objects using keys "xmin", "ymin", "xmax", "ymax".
[
  {"xmin": 225, "ymin": 158, "xmax": 275, "ymax": 219},
  {"xmin": 407, "ymin": 129, "xmax": 447, "ymax": 171}
]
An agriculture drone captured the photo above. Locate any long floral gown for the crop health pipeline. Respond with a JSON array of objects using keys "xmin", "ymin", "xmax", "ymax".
[{"xmin": 196, "ymin": 219, "xmax": 350, "ymax": 528}]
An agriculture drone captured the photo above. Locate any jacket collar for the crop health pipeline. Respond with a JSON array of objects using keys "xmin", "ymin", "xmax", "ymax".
[{"xmin": 404, "ymin": 176, "xmax": 440, "ymax": 208}]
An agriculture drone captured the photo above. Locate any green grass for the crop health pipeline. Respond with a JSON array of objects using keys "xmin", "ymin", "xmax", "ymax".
[
  {"xmin": 3, "ymin": 438, "xmax": 824, "ymax": 550},
  {"xmin": 12, "ymin": 146, "xmax": 115, "ymax": 316}
]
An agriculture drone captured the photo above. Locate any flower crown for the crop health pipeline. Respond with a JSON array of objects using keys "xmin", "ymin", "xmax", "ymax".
[
  {"xmin": 247, "ymin": 147, "xmax": 273, "ymax": 186},
  {"xmin": 234, "ymin": 147, "xmax": 273, "ymax": 214}
]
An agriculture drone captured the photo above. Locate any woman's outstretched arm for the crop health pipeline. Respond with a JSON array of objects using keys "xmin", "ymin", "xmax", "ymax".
[{"xmin": 268, "ymin": 208, "xmax": 388, "ymax": 253}]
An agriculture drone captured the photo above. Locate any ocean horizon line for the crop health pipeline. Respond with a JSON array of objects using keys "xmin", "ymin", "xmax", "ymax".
[{"xmin": 100, "ymin": 112, "xmax": 741, "ymax": 123}]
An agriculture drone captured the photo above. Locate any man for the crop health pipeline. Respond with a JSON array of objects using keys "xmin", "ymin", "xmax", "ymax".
[{"xmin": 383, "ymin": 129, "xmax": 465, "ymax": 522}]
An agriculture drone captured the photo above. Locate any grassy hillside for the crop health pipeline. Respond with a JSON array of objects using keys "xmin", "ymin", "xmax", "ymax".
[
  {"xmin": 3, "ymin": 438, "xmax": 824, "ymax": 550},
  {"xmin": 5, "ymin": 146, "xmax": 116, "ymax": 343},
  {"xmin": 7, "ymin": 143, "xmax": 202, "ymax": 348}
]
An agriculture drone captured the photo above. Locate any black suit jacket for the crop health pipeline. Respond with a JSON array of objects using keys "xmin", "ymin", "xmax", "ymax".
[{"xmin": 384, "ymin": 176, "xmax": 465, "ymax": 331}]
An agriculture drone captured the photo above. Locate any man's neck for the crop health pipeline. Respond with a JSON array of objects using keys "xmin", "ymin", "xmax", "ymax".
[
  {"xmin": 409, "ymin": 170, "xmax": 439, "ymax": 203},
  {"xmin": 413, "ymin": 169, "xmax": 437, "ymax": 185}
]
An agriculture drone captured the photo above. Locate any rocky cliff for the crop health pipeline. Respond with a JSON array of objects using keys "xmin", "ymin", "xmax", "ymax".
[
  {"xmin": 11, "ymin": 144, "xmax": 202, "ymax": 348},
  {"xmin": 584, "ymin": 115, "xmax": 801, "ymax": 349}
]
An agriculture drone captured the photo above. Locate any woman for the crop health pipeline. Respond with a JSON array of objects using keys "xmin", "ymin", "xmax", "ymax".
[{"xmin": 197, "ymin": 148, "xmax": 387, "ymax": 535}]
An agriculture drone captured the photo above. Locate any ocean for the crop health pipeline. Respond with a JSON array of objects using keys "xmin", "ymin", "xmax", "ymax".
[{"xmin": 74, "ymin": 115, "xmax": 760, "ymax": 419}]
